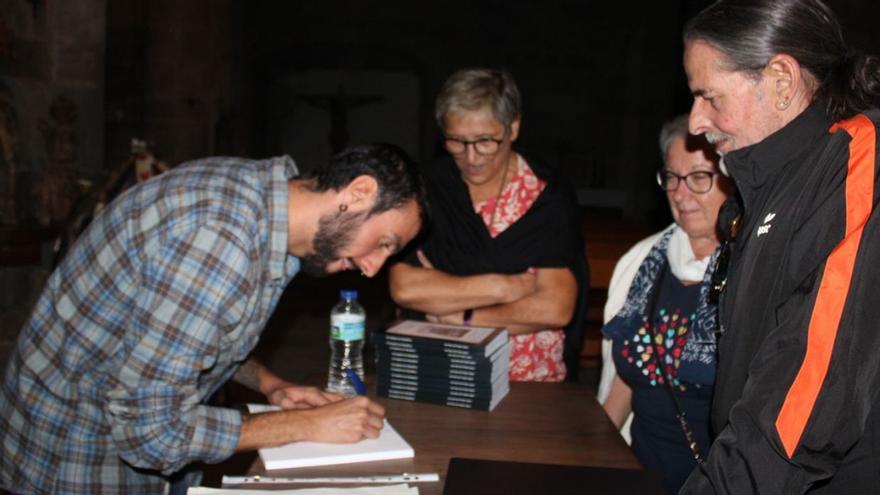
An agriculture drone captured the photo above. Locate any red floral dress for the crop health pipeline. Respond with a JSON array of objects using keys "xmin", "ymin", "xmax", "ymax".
[{"xmin": 474, "ymin": 154, "xmax": 567, "ymax": 382}]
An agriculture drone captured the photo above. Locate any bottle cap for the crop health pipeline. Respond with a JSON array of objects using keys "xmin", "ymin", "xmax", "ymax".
[{"xmin": 340, "ymin": 289, "xmax": 358, "ymax": 300}]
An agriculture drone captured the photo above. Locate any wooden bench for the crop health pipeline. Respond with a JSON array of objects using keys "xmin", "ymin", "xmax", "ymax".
[{"xmin": 580, "ymin": 211, "xmax": 651, "ymax": 369}]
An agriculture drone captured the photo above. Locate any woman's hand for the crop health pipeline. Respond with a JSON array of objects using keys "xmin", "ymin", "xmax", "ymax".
[
  {"xmin": 496, "ymin": 267, "xmax": 538, "ymax": 303},
  {"xmin": 422, "ymin": 267, "xmax": 538, "ymax": 325},
  {"xmin": 425, "ymin": 311, "xmax": 467, "ymax": 325}
]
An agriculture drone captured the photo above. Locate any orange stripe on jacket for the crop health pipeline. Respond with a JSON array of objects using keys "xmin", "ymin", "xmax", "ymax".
[{"xmin": 775, "ymin": 114, "xmax": 876, "ymax": 458}]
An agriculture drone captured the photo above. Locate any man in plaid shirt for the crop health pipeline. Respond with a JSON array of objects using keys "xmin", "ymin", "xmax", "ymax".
[{"xmin": 0, "ymin": 144, "xmax": 426, "ymax": 494}]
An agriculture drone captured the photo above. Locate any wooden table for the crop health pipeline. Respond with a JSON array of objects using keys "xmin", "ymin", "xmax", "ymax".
[{"xmin": 244, "ymin": 381, "xmax": 639, "ymax": 494}]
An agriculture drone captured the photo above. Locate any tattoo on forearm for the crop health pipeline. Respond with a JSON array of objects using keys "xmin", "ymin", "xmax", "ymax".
[{"xmin": 233, "ymin": 359, "xmax": 262, "ymax": 392}]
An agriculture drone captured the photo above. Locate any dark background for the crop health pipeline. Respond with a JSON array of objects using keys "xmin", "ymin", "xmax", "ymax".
[
  {"xmin": 2, "ymin": 0, "xmax": 880, "ymax": 369},
  {"xmin": 5, "ymin": 0, "xmax": 880, "ymax": 228}
]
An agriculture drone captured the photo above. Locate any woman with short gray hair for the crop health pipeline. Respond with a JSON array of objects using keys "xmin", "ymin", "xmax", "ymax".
[{"xmin": 390, "ymin": 68, "xmax": 588, "ymax": 383}]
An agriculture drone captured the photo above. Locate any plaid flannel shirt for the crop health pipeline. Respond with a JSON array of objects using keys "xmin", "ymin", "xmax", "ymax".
[{"xmin": 0, "ymin": 156, "xmax": 300, "ymax": 494}]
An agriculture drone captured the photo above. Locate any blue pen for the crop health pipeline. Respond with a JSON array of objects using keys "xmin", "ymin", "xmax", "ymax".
[{"xmin": 346, "ymin": 369, "xmax": 366, "ymax": 395}]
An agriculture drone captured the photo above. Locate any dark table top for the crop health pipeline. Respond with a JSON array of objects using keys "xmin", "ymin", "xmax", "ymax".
[{"xmin": 240, "ymin": 381, "xmax": 640, "ymax": 495}]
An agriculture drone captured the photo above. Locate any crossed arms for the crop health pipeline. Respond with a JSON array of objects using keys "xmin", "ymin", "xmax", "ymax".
[{"xmin": 388, "ymin": 250, "xmax": 577, "ymax": 334}]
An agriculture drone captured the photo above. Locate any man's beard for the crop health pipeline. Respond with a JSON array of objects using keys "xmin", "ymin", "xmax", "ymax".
[{"xmin": 299, "ymin": 209, "xmax": 368, "ymax": 277}]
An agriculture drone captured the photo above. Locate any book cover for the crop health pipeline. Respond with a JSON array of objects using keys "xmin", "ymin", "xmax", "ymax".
[
  {"xmin": 377, "ymin": 357, "xmax": 509, "ymax": 388},
  {"xmin": 376, "ymin": 362, "xmax": 506, "ymax": 384},
  {"xmin": 375, "ymin": 339, "xmax": 511, "ymax": 365},
  {"xmin": 377, "ymin": 367, "xmax": 508, "ymax": 397},
  {"xmin": 376, "ymin": 352, "xmax": 500, "ymax": 372},
  {"xmin": 380, "ymin": 382, "xmax": 510, "ymax": 411},
  {"xmin": 375, "ymin": 344, "xmax": 501, "ymax": 366},
  {"xmin": 376, "ymin": 380, "xmax": 505, "ymax": 402},
  {"xmin": 375, "ymin": 346, "xmax": 510, "ymax": 380},
  {"xmin": 380, "ymin": 320, "xmax": 508, "ymax": 358}
]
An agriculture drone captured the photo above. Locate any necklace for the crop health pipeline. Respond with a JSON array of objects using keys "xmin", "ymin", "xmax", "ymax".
[{"xmin": 486, "ymin": 154, "xmax": 514, "ymax": 232}]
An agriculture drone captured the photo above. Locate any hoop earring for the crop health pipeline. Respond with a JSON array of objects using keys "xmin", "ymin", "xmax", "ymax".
[{"xmin": 339, "ymin": 203, "xmax": 348, "ymax": 212}]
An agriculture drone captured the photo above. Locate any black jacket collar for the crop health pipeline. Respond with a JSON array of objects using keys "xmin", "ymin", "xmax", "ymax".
[{"xmin": 723, "ymin": 103, "xmax": 831, "ymax": 197}]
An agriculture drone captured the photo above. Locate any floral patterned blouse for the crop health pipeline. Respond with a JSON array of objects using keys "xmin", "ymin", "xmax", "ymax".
[{"xmin": 474, "ymin": 154, "xmax": 566, "ymax": 382}]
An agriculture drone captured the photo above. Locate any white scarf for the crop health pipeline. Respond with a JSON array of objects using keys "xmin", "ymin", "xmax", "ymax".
[{"xmin": 666, "ymin": 225, "xmax": 711, "ymax": 282}]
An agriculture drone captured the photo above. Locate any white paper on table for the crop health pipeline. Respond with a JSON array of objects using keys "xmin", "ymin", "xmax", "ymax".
[
  {"xmin": 187, "ymin": 484, "xmax": 418, "ymax": 494},
  {"xmin": 245, "ymin": 404, "xmax": 414, "ymax": 470}
]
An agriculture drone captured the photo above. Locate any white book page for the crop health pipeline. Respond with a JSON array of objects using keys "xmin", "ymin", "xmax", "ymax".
[
  {"xmin": 188, "ymin": 484, "xmax": 418, "ymax": 494},
  {"xmin": 246, "ymin": 406, "xmax": 414, "ymax": 470}
]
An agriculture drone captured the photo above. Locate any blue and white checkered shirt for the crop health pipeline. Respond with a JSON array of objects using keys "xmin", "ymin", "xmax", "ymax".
[{"xmin": 0, "ymin": 156, "xmax": 301, "ymax": 494}]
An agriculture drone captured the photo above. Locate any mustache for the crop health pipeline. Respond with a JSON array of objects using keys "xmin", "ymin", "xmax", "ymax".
[{"xmin": 704, "ymin": 132, "xmax": 730, "ymax": 145}]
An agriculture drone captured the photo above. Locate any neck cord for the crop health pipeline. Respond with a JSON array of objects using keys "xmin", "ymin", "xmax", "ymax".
[
  {"xmin": 646, "ymin": 261, "xmax": 705, "ymax": 464},
  {"xmin": 486, "ymin": 153, "xmax": 514, "ymax": 231}
]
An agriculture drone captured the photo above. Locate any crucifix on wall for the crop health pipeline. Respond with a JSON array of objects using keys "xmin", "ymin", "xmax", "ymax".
[{"xmin": 298, "ymin": 84, "xmax": 384, "ymax": 153}]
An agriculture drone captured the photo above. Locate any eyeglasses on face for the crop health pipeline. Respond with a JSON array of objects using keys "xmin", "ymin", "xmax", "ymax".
[
  {"xmin": 443, "ymin": 135, "xmax": 505, "ymax": 156},
  {"xmin": 656, "ymin": 170, "xmax": 718, "ymax": 194}
]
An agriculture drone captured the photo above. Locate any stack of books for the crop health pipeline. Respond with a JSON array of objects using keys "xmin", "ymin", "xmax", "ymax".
[{"xmin": 374, "ymin": 320, "xmax": 510, "ymax": 411}]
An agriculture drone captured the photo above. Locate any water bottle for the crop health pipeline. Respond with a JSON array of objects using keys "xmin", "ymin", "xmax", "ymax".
[{"xmin": 326, "ymin": 289, "xmax": 365, "ymax": 395}]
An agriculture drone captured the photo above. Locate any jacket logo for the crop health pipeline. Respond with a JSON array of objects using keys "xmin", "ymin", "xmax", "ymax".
[{"xmin": 757, "ymin": 212, "xmax": 775, "ymax": 237}]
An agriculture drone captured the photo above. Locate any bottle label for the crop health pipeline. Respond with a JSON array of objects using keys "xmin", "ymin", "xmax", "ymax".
[{"xmin": 331, "ymin": 314, "xmax": 365, "ymax": 341}]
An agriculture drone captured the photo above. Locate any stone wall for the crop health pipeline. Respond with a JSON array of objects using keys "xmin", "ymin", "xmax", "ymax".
[
  {"xmin": 105, "ymin": 0, "xmax": 249, "ymax": 169},
  {"xmin": 0, "ymin": 0, "xmax": 106, "ymax": 225},
  {"xmin": 0, "ymin": 0, "xmax": 107, "ymax": 367}
]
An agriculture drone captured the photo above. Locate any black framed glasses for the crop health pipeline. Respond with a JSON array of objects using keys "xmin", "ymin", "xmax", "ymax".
[
  {"xmin": 708, "ymin": 240, "xmax": 731, "ymax": 305},
  {"xmin": 709, "ymin": 213, "xmax": 741, "ymax": 305},
  {"xmin": 443, "ymin": 135, "xmax": 506, "ymax": 156},
  {"xmin": 656, "ymin": 170, "xmax": 718, "ymax": 193}
]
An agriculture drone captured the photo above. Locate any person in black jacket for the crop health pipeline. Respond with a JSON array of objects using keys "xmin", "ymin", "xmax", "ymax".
[
  {"xmin": 679, "ymin": 1, "xmax": 880, "ymax": 493},
  {"xmin": 389, "ymin": 68, "xmax": 588, "ymax": 382}
]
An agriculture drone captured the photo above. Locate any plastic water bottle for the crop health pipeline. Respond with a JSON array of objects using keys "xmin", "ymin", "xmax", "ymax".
[{"xmin": 326, "ymin": 289, "xmax": 366, "ymax": 396}]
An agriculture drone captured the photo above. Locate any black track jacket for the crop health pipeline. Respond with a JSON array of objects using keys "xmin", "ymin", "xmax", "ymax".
[{"xmin": 682, "ymin": 104, "xmax": 880, "ymax": 493}]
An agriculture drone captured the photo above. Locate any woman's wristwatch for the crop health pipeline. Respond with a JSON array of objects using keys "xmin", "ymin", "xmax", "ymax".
[{"xmin": 462, "ymin": 308, "xmax": 474, "ymax": 325}]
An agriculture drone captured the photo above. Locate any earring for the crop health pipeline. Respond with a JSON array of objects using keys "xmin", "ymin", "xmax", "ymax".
[
  {"xmin": 776, "ymin": 98, "xmax": 790, "ymax": 110},
  {"xmin": 339, "ymin": 203, "xmax": 348, "ymax": 212}
]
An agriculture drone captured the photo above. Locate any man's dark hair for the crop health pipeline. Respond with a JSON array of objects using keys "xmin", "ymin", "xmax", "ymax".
[
  {"xmin": 303, "ymin": 143, "xmax": 429, "ymax": 222},
  {"xmin": 684, "ymin": 0, "xmax": 880, "ymax": 122}
]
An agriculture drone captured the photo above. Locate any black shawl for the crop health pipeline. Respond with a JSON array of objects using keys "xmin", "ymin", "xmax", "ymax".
[{"xmin": 400, "ymin": 153, "xmax": 590, "ymax": 381}]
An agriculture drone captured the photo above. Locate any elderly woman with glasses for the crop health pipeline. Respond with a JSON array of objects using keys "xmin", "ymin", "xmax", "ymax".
[
  {"xmin": 389, "ymin": 68, "xmax": 588, "ymax": 382},
  {"xmin": 597, "ymin": 115, "xmax": 733, "ymax": 495}
]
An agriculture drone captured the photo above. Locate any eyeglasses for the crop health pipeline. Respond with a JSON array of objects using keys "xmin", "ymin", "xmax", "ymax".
[
  {"xmin": 656, "ymin": 170, "xmax": 718, "ymax": 194},
  {"xmin": 443, "ymin": 135, "xmax": 505, "ymax": 156},
  {"xmin": 709, "ymin": 213, "xmax": 740, "ymax": 305},
  {"xmin": 708, "ymin": 240, "xmax": 731, "ymax": 305}
]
